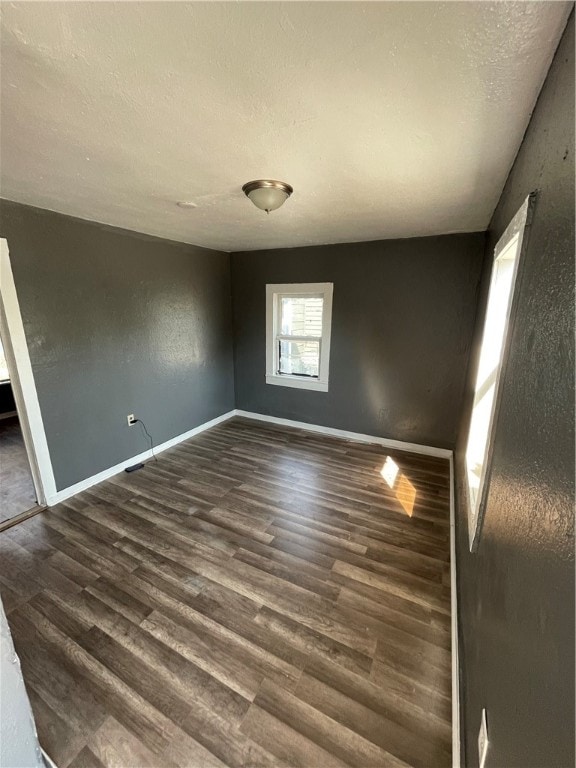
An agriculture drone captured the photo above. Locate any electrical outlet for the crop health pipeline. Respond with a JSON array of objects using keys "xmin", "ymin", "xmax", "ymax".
[
  {"xmin": 127, "ymin": 414, "xmax": 136, "ymax": 426},
  {"xmin": 478, "ymin": 708, "xmax": 489, "ymax": 768}
]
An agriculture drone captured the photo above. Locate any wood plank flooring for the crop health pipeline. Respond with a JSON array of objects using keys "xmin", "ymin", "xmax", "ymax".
[{"xmin": 0, "ymin": 417, "xmax": 452, "ymax": 768}]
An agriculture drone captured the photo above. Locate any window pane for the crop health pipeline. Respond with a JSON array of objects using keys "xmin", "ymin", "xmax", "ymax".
[
  {"xmin": 279, "ymin": 340, "xmax": 319, "ymax": 377},
  {"xmin": 465, "ymin": 236, "xmax": 519, "ymax": 517},
  {"xmin": 280, "ymin": 297, "xmax": 323, "ymax": 337}
]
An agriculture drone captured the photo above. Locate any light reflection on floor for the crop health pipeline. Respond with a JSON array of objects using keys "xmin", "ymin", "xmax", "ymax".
[{"xmin": 380, "ymin": 455, "xmax": 417, "ymax": 516}]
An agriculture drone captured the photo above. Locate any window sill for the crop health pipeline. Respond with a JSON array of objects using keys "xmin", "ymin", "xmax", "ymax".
[{"xmin": 265, "ymin": 374, "xmax": 328, "ymax": 392}]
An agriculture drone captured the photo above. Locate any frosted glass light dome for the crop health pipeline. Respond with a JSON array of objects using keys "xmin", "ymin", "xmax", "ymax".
[{"xmin": 242, "ymin": 180, "xmax": 293, "ymax": 213}]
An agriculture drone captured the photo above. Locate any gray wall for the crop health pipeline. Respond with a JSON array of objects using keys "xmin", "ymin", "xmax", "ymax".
[
  {"xmin": 455, "ymin": 13, "xmax": 574, "ymax": 768},
  {"xmin": 0, "ymin": 201, "xmax": 235, "ymax": 490},
  {"xmin": 232, "ymin": 233, "xmax": 485, "ymax": 449}
]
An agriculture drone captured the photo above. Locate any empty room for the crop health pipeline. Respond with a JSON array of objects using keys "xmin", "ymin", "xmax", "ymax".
[{"xmin": 0, "ymin": 2, "xmax": 574, "ymax": 768}]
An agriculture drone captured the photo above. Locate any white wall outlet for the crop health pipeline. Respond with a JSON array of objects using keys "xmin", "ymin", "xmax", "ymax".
[
  {"xmin": 478, "ymin": 708, "xmax": 489, "ymax": 768},
  {"xmin": 127, "ymin": 414, "xmax": 136, "ymax": 426}
]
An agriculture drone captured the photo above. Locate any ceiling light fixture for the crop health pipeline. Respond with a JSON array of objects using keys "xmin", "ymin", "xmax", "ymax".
[{"xmin": 242, "ymin": 179, "xmax": 293, "ymax": 214}]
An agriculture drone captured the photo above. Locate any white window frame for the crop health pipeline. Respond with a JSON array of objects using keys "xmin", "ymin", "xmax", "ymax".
[
  {"xmin": 466, "ymin": 194, "xmax": 534, "ymax": 551},
  {"xmin": 266, "ymin": 282, "xmax": 333, "ymax": 392}
]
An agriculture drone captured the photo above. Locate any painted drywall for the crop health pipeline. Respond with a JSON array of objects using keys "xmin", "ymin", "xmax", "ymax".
[
  {"xmin": 0, "ymin": 597, "xmax": 44, "ymax": 768},
  {"xmin": 0, "ymin": 200, "xmax": 234, "ymax": 491},
  {"xmin": 455, "ymin": 12, "xmax": 574, "ymax": 768},
  {"xmin": 232, "ymin": 233, "xmax": 485, "ymax": 449},
  {"xmin": 0, "ymin": 3, "xmax": 571, "ymax": 251}
]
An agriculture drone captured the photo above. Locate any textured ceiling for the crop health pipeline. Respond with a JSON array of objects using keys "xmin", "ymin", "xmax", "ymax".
[{"xmin": 0, "ymin": 2, "xmax": 571, "ymax": 252}]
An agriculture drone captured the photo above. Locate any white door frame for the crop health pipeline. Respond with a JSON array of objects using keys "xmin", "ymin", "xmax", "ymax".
[{"xmin": 0, "ymin": 238, "xmax": 56, "ymax": 505}]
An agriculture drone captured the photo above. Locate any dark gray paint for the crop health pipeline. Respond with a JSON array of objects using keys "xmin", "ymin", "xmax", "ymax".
[
  {"xmin": 455, "ymin": 13, "xmax": 574, "ymax": 768},
  {"xmin": 232, "ymin": 233, "xmax": 485, "ymax": 449},
  {"xmin": 0, "ymin": 201, "xmax": 235, "ymax": 490}
]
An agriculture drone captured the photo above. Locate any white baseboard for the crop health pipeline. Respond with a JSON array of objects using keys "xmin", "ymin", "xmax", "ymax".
[
  {"xmin": 235, "ymin": 410, "xmax": 453, "ymax": 459},
  {"xmin": 47, "ymin": 407, "xmax": 451, "ymax": 505},
  {"xmin": 46, "ymin": 410, "xmax": 236, "ymax": 506},
  {"xmin": 449, "ymin": 454, "xmax": 461, "ymax": 768},
  {"xmin": 44, "ymin": 404, "xmax": 461, "ymax": 766},
  {"xmin": 238, "ymin": 408, "xmax": 460, "ymax": 764}
]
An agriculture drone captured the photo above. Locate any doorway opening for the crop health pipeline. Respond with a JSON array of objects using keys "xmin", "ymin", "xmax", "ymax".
[
  {"xmin": 0, "ymin": 333, "xmax": 38, "ymax": 526},
  {"xmin": 0, "ymin": 238, "xmax": 56, "ymax": 531}
]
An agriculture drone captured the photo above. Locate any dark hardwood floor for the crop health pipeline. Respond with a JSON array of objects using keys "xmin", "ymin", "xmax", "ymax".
[{"xmin": 0, "ymin": 417, "xmax": 452, "ymax": 768}]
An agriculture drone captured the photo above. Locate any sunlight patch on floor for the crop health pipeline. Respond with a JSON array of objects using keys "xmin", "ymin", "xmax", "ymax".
[{"xmin": 380, "ymin": 456, "xmax": 417, "ymax": 516}]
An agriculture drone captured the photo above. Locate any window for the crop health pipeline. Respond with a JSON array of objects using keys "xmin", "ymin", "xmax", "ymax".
[
  {"xmin": 465, "ymin": 194, "xmax": 533, "ymax": 550},
  {"xmin": 266, "ymin": 283, "xmax": 333, "ymax": 392}
]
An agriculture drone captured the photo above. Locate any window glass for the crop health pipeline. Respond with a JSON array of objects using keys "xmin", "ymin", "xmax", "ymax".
[
  {"xmin": 278, "ymin": 339, "xmax": 320, "ymax": 377},
  {"xmin": 466, "ymin": 250, "xmax": 516, "ymax": 506},
  {"xmin": 280, "ymin": 297, "xmax": 323, "ymax": 337}
]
